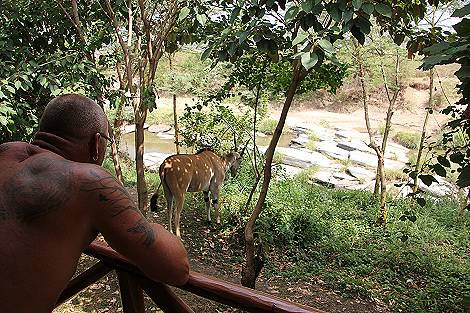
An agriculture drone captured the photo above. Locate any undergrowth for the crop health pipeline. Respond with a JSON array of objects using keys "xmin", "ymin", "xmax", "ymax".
[{"xmin": 106, "ymin": 156, "xmax": 470, "ymax": 313}]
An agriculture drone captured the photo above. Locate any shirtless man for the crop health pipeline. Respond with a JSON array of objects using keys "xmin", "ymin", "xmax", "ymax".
[{"xmin": 0, "ymin": 94, "xmax": 189, "ymax": 313}]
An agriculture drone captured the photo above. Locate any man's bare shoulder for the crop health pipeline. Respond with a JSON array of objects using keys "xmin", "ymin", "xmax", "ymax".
[
  {"xmin": 75, "ymin": 165, "xmax": 139, "ymax": 218},
  {"xmin": 1, "ymin": 144, "xmax": 76, "ymax": 222}
]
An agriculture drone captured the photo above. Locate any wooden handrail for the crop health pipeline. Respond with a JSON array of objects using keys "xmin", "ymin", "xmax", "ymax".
[
  {"xmin": 81, "ymin": 240, "xmax": 326, "ymax": 313},
  {"xmin": 56, "ymin": 261, "xmax": 111, "ymax": 306}
]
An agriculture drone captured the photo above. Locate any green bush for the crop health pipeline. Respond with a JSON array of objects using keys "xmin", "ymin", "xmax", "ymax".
[
  {"xmin": 257, "ymin": 118, "xmax": 279, "ymax": 135},
  {"xmin": 394, "ymin": 131, "xmax": 421, "ymax": 149},
  {"xmin": 108, "ymin": 155, "xmax": 469, "ymax": 313},
  {"xmin": 219, "ymin": 164, "xmax": 469, "ymax": 313}
]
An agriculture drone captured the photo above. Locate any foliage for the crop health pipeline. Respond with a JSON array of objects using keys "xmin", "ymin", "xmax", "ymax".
[
  {"xmin": 154, "ymin": 50, "xmax": 229, "ymax": 96},
  {"xmin": 393, "ymin": 130, "xmax": 421, "ymax": 149},
  {"xmin": 421, "ymin": 2, "xmax": 470, "ymax": 189},
  {"xmin": 217, "ymin": 164, "xmax": 470, "ymax": 312},
  {"xmin": 0, "ymin": 1, "xmax": 113, "ymax": 142},
  {"xmin": 179, "ymin": 102, "xmax": 252, "ymax": 152},
  {"xmin": 256, "ymin": 118, "xmax": 279, "ymax": 135}
]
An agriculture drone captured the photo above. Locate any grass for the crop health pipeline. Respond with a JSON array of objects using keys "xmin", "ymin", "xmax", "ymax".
[
  {"xmin": 217, "ymin": 162, "xmax": 470, "ymax": 313},
  {"xmin": 257, "ymin": 118, "xmax": 279, "ymax": 135},
  {"xmin": 306, "ymin": 131, "xmax": 318, "ymax": 151},
  {"xmin": 104, "ymin": 151, "xmax": 469, "ymax": 313},
  {"xmin": 393, "ymin": 131, "xmax": 421, "ymax": 149}
]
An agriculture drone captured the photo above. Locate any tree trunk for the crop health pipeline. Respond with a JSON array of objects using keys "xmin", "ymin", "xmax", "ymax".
[
  {"xmin": 376, "ymin": 155, "xmax": 387, "ymax": 225},
  {"xmin": 108, "ymin": 121, "xmax": 124, "ymax": 185},
  {"xmin": 413, "ymin": 69, "xmax": 434, "ymax": 193},
  {"xmin": 241, "ymin": 64, "xmax": 303, "ymax": 289},
  {"xmin": 135, "ymin": 112, "xmax": 148, "ymax": 212},
  {"xmin": 173, "ymin": 94, "xmax": 180, "ymax": 154}
]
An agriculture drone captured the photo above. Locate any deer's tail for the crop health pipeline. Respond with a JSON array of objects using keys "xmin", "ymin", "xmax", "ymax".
[{"xmin": 150, "ymin": 181, "xmax": 163, "ymax": 212}]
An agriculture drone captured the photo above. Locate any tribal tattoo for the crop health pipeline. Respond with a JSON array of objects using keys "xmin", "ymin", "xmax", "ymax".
[
  {"xmin": 2, "ymin": 156, "xmax": 73, "ymax": 222},
  {"xmin": 127, "ymin": 217, "xmax": 156, "ymax": 247},
  {"xmin": 80, "ymin": 169, "xmax": 156, "ymax": 247},
  {"xmin": 79, "ymin": 170, "xmax": 139, "ymax": 217}
]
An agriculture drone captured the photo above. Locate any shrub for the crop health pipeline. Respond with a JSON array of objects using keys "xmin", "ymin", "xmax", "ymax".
[
  {"xmin": 257, "ymin": 118, "xmax": 279, "ymax": 135},
  {"xmin": 393, "ymin": 131, "xmax": 421, "ymax": 149}
]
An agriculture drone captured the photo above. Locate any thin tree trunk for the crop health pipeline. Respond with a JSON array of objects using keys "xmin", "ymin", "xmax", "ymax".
[
  {"xmin": 173, "ymin": 94, "xmax": 180, "ymax": 154},
  {"xmin": 241, "ymin": 63, "xmax": 304, "ymax": 288},
  {"xmin": 354, "ymin": 42, "xmax": 391, "ymax": 225},
  {"xmin": 375, "ymin": 52, "xmax": 400, "ymax": 225},
  {"xmin": 135, "ymin": 112, "xmax": 148, "ymax": 211},
  {"xmin": 108, "ymin": 121, "xmax": 124, "ymax": 184},
  {"xmin": 413, "ymin": 69, "xmax": 434, "ymax": 193}
]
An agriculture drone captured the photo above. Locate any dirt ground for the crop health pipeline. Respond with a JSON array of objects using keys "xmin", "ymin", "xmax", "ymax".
[{"xmin": 270, "ymin": 86, "xmax": 447, "ymax": 134}]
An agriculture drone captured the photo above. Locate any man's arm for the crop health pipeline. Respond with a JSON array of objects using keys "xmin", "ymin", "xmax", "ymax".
[{"xmin": 79, "ymin": 167, "xmax": 189, "ymax": 286}]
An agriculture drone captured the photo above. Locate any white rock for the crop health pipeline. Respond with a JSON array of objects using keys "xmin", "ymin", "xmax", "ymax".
[
  {"xmin": 316, "ymin": 141, "xmax": 350, "ymax": 160},
  {"xmin": 121, "ymin": 124, "xmax": 136, "ymax": 134},
  {"xmin": 148, "ymin": 124, "xmax": 172, "ymax": 133},
  {"xmin": 347, "ymin": 166, "xmax": 376, "ymax": 179},
  {"xmin": 278, "ymin": 164, "xmax": 303, "ymax": 177},
  {"xmin": 333, "ymin": 172, "xmax": 358, "ymax": 181},
  {"xmin": 309, "ymin": 171, "xmax": 337, "ymax": 187},
  {"xmin": 275, "ymin": 147, "xmax": 332, "ymax": 168},
  {"xmin": 349, "ymin": 150, "xmax": 379, "ymax": 168},
  {"xmin": 290, "ymin": 133, "xmax": 310, "ymax": 147},
  {"xmin": 143, "ymin": 152, "xmax": 171, "ymax": 168},
  {"xmin": 337, "ymin": 140, "xmax": 373, "ymax": 153}
]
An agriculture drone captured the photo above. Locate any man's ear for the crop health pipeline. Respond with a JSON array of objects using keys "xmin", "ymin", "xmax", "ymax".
[{"xmin": 90, "ymin": 133, "xmax": 100, "ymax": 163}]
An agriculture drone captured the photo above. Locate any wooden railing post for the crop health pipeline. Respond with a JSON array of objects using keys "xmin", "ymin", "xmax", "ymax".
[
  {"xmin": 56, "ymin": 261, "xmax": 112, "ymax": 307},
  {"xmin": 138, "ymin": 276, "xmax": 194, "ymax": 313},
  {"xmin": 117, "ymin": 270, "xmax": 145, "ymax": 313}
]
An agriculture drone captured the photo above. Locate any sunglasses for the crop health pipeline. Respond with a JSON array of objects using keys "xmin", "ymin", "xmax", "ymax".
[{"xmin": 99, "ymin": 132, "xmax": 114, "ymax": 147}]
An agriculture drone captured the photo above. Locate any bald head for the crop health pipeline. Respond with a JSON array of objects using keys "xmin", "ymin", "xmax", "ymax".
[{"xmin": 39, "ymin": 94, "xmax": 108, "ymax": 141}]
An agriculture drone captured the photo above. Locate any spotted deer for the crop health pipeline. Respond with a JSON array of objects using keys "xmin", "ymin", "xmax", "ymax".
[{"xmin": 150, "ymin": 148, "xmax": 242, "ymax": 237}]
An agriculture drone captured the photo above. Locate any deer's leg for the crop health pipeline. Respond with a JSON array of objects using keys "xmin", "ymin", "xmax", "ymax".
[
  {"xmin": 210, "ymin": 187, "xmax": 221, "ymax": 224},
  {"xmin": 162, "ymin": 185, "xmax": 174, "ymax": 234},
  {"xmin": 203, "ymin": 191, "xmax": 211, "ymax": 222},
  {"xmin": 174, "ymin": 194, "xmax": 185, "ymax": 238}
]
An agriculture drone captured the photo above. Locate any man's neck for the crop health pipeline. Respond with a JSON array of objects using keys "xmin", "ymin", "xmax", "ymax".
[{"xmin": 31, "ymin": 132, "xmax": 75, "ymax": 160}]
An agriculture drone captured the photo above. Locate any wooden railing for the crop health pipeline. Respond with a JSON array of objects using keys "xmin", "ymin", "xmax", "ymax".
[{"xmin": 55, "ymin": 240, "xmax": 326, "ymax": 313}]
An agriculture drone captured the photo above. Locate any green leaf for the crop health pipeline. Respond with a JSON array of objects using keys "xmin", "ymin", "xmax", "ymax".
[
  {"xmin": 0, "ymin": 90, "xmax": 5, "ymax": 99},
  {"xmin": 456, "ymin": 165, "xmax": 470, "ymax": 188},
  {"xmin": 326, "ymin": 4, "xmax": 341, "ymax": 22},
  {"xmin": 238, "ymin": 31, "xmax": 249, "ymax": 44},
  {"xmin": 416, "ymin": 197, "xmax": 426, "ymax": 207},
  {"xmin": 301, "ymin": 1, "xmax": 313, "ymax": 13},
  {"xmin": 375, "ymin": 3, "xmax": 392, "ymax": 18},
  {"xmin": 437, "ymin": 156, "xmax": 451, "ymax": 168},
  {"xmin": 230, "ymin": 7, "xmax": 241, "ymax": 23},
  {"xmin": 351, "ymin": 25, "xmax": 365, "ymax": 45},
  {"xmin": 5, "ymin": 85, "xmax": 15, "ymax": 93},
  {"xmin": 362, "ymin": 3, "xmax": 374, "ymax": 15},
  {"xmin": 14, "ymin": 80, "xmax": 22, "ymax": 90},
  {"xmin": 196, "ymin": 14, "xmax": 207, "ymax": 26},
  {"xmin": 201, "ymin": 46, "xmax": 213, "ymax": 61},
  {"xmin": 301, "ymin": 52, "xmax": 318, "ymax": 70},
  {"xmin": 352, "ymin": 0, "xmax": 362, "ymax": 10},
  {"xmin": 419, "ymin": 174, "xmax": 438, "ymax": 187},
  {"xmin": 453, "ymin": 18, "xmax": 470, "ymax": 36},
  {"xmin": 318, "ymin": 39, "xmax": 333, "ymax": 53},
  {"xmin": 178, "ymin": 7, "xmax": 190, "ymax": 22},
  {"xmin": 450, "ymin": 152, "xmax": 464, "ymax": 164},
  {"xmin": 433, "ymin": 163, "xmax": 447, "ymax": 177},
  {"xmin": 452, "ymin": 3, "xmax": 470, "ymax": 18},
  {"xmin": 285, "ymin": 6, "xmax": 299, "ymax": 22},
  {"xmin": 292, "ymin": 32, "xmax": 308, "ymax": 46}
]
